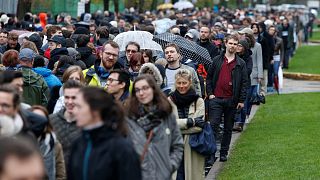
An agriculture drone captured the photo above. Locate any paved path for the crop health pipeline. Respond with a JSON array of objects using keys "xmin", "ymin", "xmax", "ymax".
[{"xmin": 205, "ymin": 78, "xmax": 320, "ymax": 180}]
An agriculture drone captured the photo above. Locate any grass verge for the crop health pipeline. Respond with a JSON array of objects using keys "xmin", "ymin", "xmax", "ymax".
[
  {"xmin": 286, "ymin": 45, "xmax": 320, "ymax": 74},
  {"xmin": 310, "ymin": 31, "xmax": 320, "ymax": 42},
  {"xmin": 218, "ymin": 93, "xmax": 320, "ymax": 179}
]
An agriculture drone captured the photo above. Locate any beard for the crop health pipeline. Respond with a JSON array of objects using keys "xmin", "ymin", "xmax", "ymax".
[{"xmin": 228, "ymin": 47, "xmax": 236, "ymax": 54}]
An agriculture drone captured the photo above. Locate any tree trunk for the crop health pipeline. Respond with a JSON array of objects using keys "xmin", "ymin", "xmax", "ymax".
[
  {"xmin": 104, "ymin": 0, "xmax": 109, "ymax": 11},
  {"xmin": 138, "ymin": 0, "xmax": 144, "ymax": 13},
  {"xmin": 17, "ymin": 0, "xmax": 32, "ymax": 20},
  {"xmin": 114, "ymin": 0, "xmax": 119, "ymax": 14},
  {"xmin": 85, "ymin": 0, "xmax": 91, "ymax": 13}
]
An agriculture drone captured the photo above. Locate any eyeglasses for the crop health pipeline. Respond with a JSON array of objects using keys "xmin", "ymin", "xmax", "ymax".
[
  {"xmin": 135, "ymin": 86, "xmax": 151, "ymax": 94},
  {"xmin": 0, "ymin": 103, "xmax": 13, "ymax": 111},
  {"xmin": 126, "ymin": 49, "xmax": 137, "ymax": 54},
  {"xmin": 104, "ymin": 51, "xmax": 118, "ymax": 58},
  {"xmin": 107, "ymin": 77, "xmax": 120, "ymax": 83}
]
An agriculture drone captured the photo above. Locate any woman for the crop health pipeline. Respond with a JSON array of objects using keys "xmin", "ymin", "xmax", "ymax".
[
  {"xmin": 169, "ymin": 69, "xmax": 206, "ymax": 180},
  {"xmin": 126, "ymin": 74, "xmax": 183, "ymax": 180},
  {"xmin": 1, "ymin": 49, "xmax": 19, "ymax": 70},
  {"xmin": 129, "ymin": 52, "xmax": 145, "ymax": 80},
  {"xmin": 141, "ymin": 49, "xmax": 154, "ymax": 63},
  {"xmin": 30, "ymin": 105, "xmax": 66, "ymax": 180},
  {"xmin": 68, "ymin": 87, "xmax": 141, "ymax": 180},
  {"xmin": 53, "ymin": 65, "xmax": 85, "ymax": 113},
  {"xmin": 233, "ymin": 39, "xmax": 252, "ymax": 132}
]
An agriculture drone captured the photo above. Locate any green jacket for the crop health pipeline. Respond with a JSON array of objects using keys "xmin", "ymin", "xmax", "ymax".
[{"xmin": 20, "ymin": 67, "xmax": 50, "ymax": 106}]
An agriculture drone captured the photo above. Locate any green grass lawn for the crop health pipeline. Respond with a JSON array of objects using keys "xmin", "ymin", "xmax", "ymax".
[
  {"xmin": 218, "ymin": 93, "xmax": 320, "ymax": 180},
  {"xmin": 310, "ymin": 31, "xmax": 320, "ymax": 41},
  {"xmin": 286, "ymin": 45, "xmax": 320, "ymax": 74}
]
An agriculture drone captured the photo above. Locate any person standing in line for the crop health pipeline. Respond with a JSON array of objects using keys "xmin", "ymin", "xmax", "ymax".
[
  {"xmin": 206, "ymin": 34, "xmax": 248, "ymax": 162},
  {"xmin": 126, "ymin": 74, "xmax": 183, "ymax": 180},
  {"xmin": 69, "ymin": 87, "xmax": 141, "ymax": 180}
]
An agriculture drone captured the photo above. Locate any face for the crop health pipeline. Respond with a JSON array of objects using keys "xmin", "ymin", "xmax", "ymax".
[
  {"xmin": 74, "ymin": 93, "xmax": 100, "ymax": 127},
  {"xmin": 236, "ymin": 44, "xmax": 244, "ymax": 53},
  {"xmin": 106, "ymin": 73, "xmax": 124, "ymax": 95},
  {"xmin": 142, "ymin": 52, "xmax": 150, "ymax": 63},
  {"xmin": 0, "ymin": 92, "xmax": 17, "ymax": 118},
  {"xmin": 200, "ymin": 27, "xmax": 210, "ymax": 40},
  {"xmin": 134, "ymin": 79, "xmax": 154, "ymax": 105},
  {"xmin": 131, "ymin": 60, "xmax": 142, "ymax": 72},
  {"xmin": 268, "ymin": 27, "xmax": 276, "ymax": 36},
  {"xmin": 0, "ymin": 155, "xmax": 45, "ymax": 180},
  {"xmin": 175, "ymin": 77, "xmax": 192, "ymax": 94},
  {"xmin": 225, "ymin": 39, "xmax": 239, "ymax": 54},
  {"xmin": 165, "ymin": 46, "xmax": 180, "ymax": 64},
  {"xmin": 0, "ymin": 32, "xmax": 8, "ymax": 45},
  {"xmin": 68, "ymin": 72, "xmax": 81, "ymax": 83},
  {"xmin": 126, "ymin": 44, "xmax": 139, "ymax": 61},
  {"xmin": 119, "ymin": 20, "xmax": 126, "ymax": 28},
  {"xmin": 10, "ymin": 77, "xmax": 24, "ymax": 95},
  {"xmin": 8, "ymin": 38, "xmax": 18, "ymax": 49},
  {"xmin": 100, "ymin": 44, "xmax": 119, "ymax": 70},
  {"xmin": 48, "ymin": 41, "xmax": 58, "ymax": 51},
  {"xmin": 251, "ymin": 25, "xmax": 258, "ymax": 34},
  {"xmin": 64, "ymin": 88, "xmax": 79, "ymax": 114}
]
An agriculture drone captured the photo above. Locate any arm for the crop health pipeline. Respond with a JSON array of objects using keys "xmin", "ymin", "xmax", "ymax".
[
  {"xmin": 256, "ymin": 43, "xmax": 263, "ymax": 79},
  {"xmin": 168, "ymin": 114, "xmax": 184, "ymax": 172},
  {"xmin": 206, "ymin": 63, "xmax": 214, "ymax": 97},
  {"xmin": 55, "ymin": 142, "xmax": 66, "ymax": 180},
  {"xmin": 41, "ymin": 80, "xmax": 50, "ymax": 107},
  {"xmin": 239, "ymin": 62, "xmax": 248, "ymax": 103}
]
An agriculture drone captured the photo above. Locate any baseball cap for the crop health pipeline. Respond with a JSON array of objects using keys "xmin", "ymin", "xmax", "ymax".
[
  {"xmin": 238, "ymin": 28, "xmax": 254, "ymax": 35},
  {"xmin": 48, "ymin": 35, "xmax": 66, "ymax": 47},
  {"xmin": 19, "ymin": 48, "xmax": 36, "ymax": 61},
  {"xmin": 185, "ymin": 32, "xmax": 194, "ymax": 39},
  {"xmin": 214, "ymin": 22, "xmax": 223, "ymax": 28}
]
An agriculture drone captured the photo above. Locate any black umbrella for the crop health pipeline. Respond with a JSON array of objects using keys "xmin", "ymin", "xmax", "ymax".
[{"xmin": 153, "ymin": 32, "xmax": 212, "ymax": 66}]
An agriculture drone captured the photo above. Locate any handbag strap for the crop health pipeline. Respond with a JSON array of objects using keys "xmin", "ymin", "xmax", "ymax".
[{"xmin": 140, "ymin": 130, "xmax": 154, "ymax": 163}]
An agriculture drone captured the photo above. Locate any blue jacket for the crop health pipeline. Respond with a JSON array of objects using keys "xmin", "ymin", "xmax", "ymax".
[{"xmin": 33, "ymin": 67, "xmax": 62, "ymax": 89}]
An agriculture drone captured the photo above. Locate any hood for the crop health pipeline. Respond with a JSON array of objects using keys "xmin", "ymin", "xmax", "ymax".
[
  {"xmin": 33, "ymin": 67, "xmax": 52, "ymax": 77},
  {"xmin": 139, "ymin": 63, "xmax": 163, "ymax": 87},
  {"xmin": 20, "ymin": 67, "xmax": 43, "ymax": 84},
  {"xmin": 50, "ymin": 47, "xmax": 68, "ymax": 57},
  {"xmin": 39, "ymin": 13, "xmax": 47, "ymax": 28},
  {"xmin": 76, "ymin": 47, "xmax": 92, "ymax": 59}
]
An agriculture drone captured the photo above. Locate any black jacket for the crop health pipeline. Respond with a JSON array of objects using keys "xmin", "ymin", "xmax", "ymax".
[
  {"xmin": 198, "ymin": 40, "xmax": 219, "ymax": 60},
  {"xmin": 68, "ymin": 125, "xmax": 142, "ymax": 180},
  {"xmin": 238, "ymin": 49, "xmax": 253, "ymax": 87},
  {"xmin": 76, "ymin": 47, "xmax": 97, "ymax": 68},
  {"xmin": 48, "ymin": 47, "xmax": 69, "ymax": 70},
  {"xmin": 206, "ymin": 53, "xmax": 248, "ymax": 104}
]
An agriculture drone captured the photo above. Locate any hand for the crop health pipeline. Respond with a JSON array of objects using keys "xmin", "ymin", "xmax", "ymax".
[
  {"xmin": 270, "ymin": 60, "xmax": 274, "ymax": 64},
  {"xmin": 194, "ymin": 116, "xmax": 206, "ymax": 128},
  {"xmin": 186, "ymin": 118, "xmax": 194, "ymax": 128},
  {"xmin": 258, "ymin": 78, "xmax": 262, "ymax": 83},
  {"xmin": 237, "ymin": 103, "xmax": 244, "ymax": 109},
  {"xmin": 209, "ymin": 95, "xmax": 215, "ymax": 99}
]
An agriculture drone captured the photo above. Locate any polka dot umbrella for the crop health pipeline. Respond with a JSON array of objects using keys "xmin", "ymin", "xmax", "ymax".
[{"xmin": 153, "ymin": 32, "xmax": 212, "ymax": 67}]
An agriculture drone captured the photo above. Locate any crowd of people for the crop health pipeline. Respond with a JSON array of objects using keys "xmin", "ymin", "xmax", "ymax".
[{"xmin": 0, "ymin": 5, "xmax": 315, "ymax": 180}]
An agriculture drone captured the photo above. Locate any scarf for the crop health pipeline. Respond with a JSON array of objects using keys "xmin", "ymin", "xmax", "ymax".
[
  {"xmin": 136, "ymin": 105, "xmax": 162, "ymax": 133},
  {"xmin": 170, "ymin": 88, "xmax": 199, "ymax": 109}
]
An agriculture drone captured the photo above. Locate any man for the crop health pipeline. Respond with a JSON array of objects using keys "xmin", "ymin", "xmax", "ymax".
[
  {"xmin": 18, "ymin": 48, "xmax": 50, "ymax": 106},
  {"xmin": 0, "ymin": 32, "xmax": 20, "ymax": 54},
  {"xmin": 106, "ymin": 69, "xmax": 130, "ymax": 105},
  {"xmin": 76, "ymin": 34, "xmax": 97, "ymax": 68},
  {"xmin": 49, "ymin": 80, "xmax": 82, "ymax": 167},
  {"xmin": 47, "ymin": 35, "xmax": 68, "ymax": 70},
  {"xmin": 198, "ymin": 26, "xmax": 219, "ymax": 61},
  {"xmin": 164, "ymin": 43, "xmax": 201, "ymax": 95},
  {"xmin": 118, "ymin": 41, "xmax": 140, "ymax": 69},
  {"xmin": 277, "ymin": 18, "xmax": 294, "ymax": 69},
  {"xmin": 206, "ymin": 34, "xmax": 248, "ymax": 162},
  {"xmin": 83, "ymin": 40, "xmax": 122, "ymax": 87},
  {"xmin": 0, "ymin": 84, "xmax": 47, "ymax": 138},
  {"xmin": 0, "ymin": 137, "xmax": 45, "ymax": 180},
  {"xmin": 0, "ymin": 30, "xmax": 8, "ymax": 46}
]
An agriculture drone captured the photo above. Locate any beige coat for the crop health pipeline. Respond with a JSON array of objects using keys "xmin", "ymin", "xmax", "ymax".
[{"xmin": 171, "ymin": 97, "xmax": 206, "ymax": 180}]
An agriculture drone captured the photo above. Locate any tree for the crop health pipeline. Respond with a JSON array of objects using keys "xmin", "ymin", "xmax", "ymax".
[
  {"xmin": 17, "ymin": 0, "xmax": 32, "ymax": 20},
  {"xmin": 104, "ymin": 0, "xmax": 109, "ymax": 11}
]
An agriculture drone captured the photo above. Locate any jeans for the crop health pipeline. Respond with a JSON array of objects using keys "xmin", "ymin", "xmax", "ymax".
[
  {"xmin": 235, "ymin": 86, "xmax": 254, "ymax": 124},
  {"xmin": 208, "ymin": 98, "xmax": 236, "ymax": 156}
]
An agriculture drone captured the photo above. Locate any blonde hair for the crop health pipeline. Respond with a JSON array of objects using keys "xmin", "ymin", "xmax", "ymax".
[
  {"xmin": 175, "ymin": 69, "xmax": 192, "ymax": 82},
  {"xmin": 20, "ymin": 41, "xmax": 39, "ymax": 55}
]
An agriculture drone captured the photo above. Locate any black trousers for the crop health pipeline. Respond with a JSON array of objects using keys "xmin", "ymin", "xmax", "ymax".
[{"xmin": 208, "ymin": 98, "xmax": 236, "ymax": 156}]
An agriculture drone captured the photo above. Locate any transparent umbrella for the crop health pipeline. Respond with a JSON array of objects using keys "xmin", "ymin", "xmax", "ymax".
[
  {"xmin": 113, "ymin": 31, "xmax": 163, "ymax": 52},
  {"xmin": 173, "ymin": 0, "xmax": 194, "ymax": 10}
]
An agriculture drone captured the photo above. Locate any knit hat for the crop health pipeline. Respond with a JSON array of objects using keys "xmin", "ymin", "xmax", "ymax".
[
  {"xmin": 238, "ymin": 39, "xmax": 249, "ymax": 51},
  {"xmin": 28, "ymin": 33, "xmax": 43, "ymax": 49},
  {"xmin": 0, "ymin": 14, "xmax": 9, "ymax": 25},
  {"xmin": 73, "ymin": 27, "xmax": 90, "ymax": 35}
]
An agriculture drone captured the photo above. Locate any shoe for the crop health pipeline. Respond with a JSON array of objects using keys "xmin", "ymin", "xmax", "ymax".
[
  {"xmin": 259, "ymin": 95, "xmax": 266, "ymax": 104},
  {"xmin": 220, "ymin": 155, "xmax": 228, "ymax": 162},
  {"xmin": 233, "ymin": 123, "xmax": 243, "ymax": 132}
]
